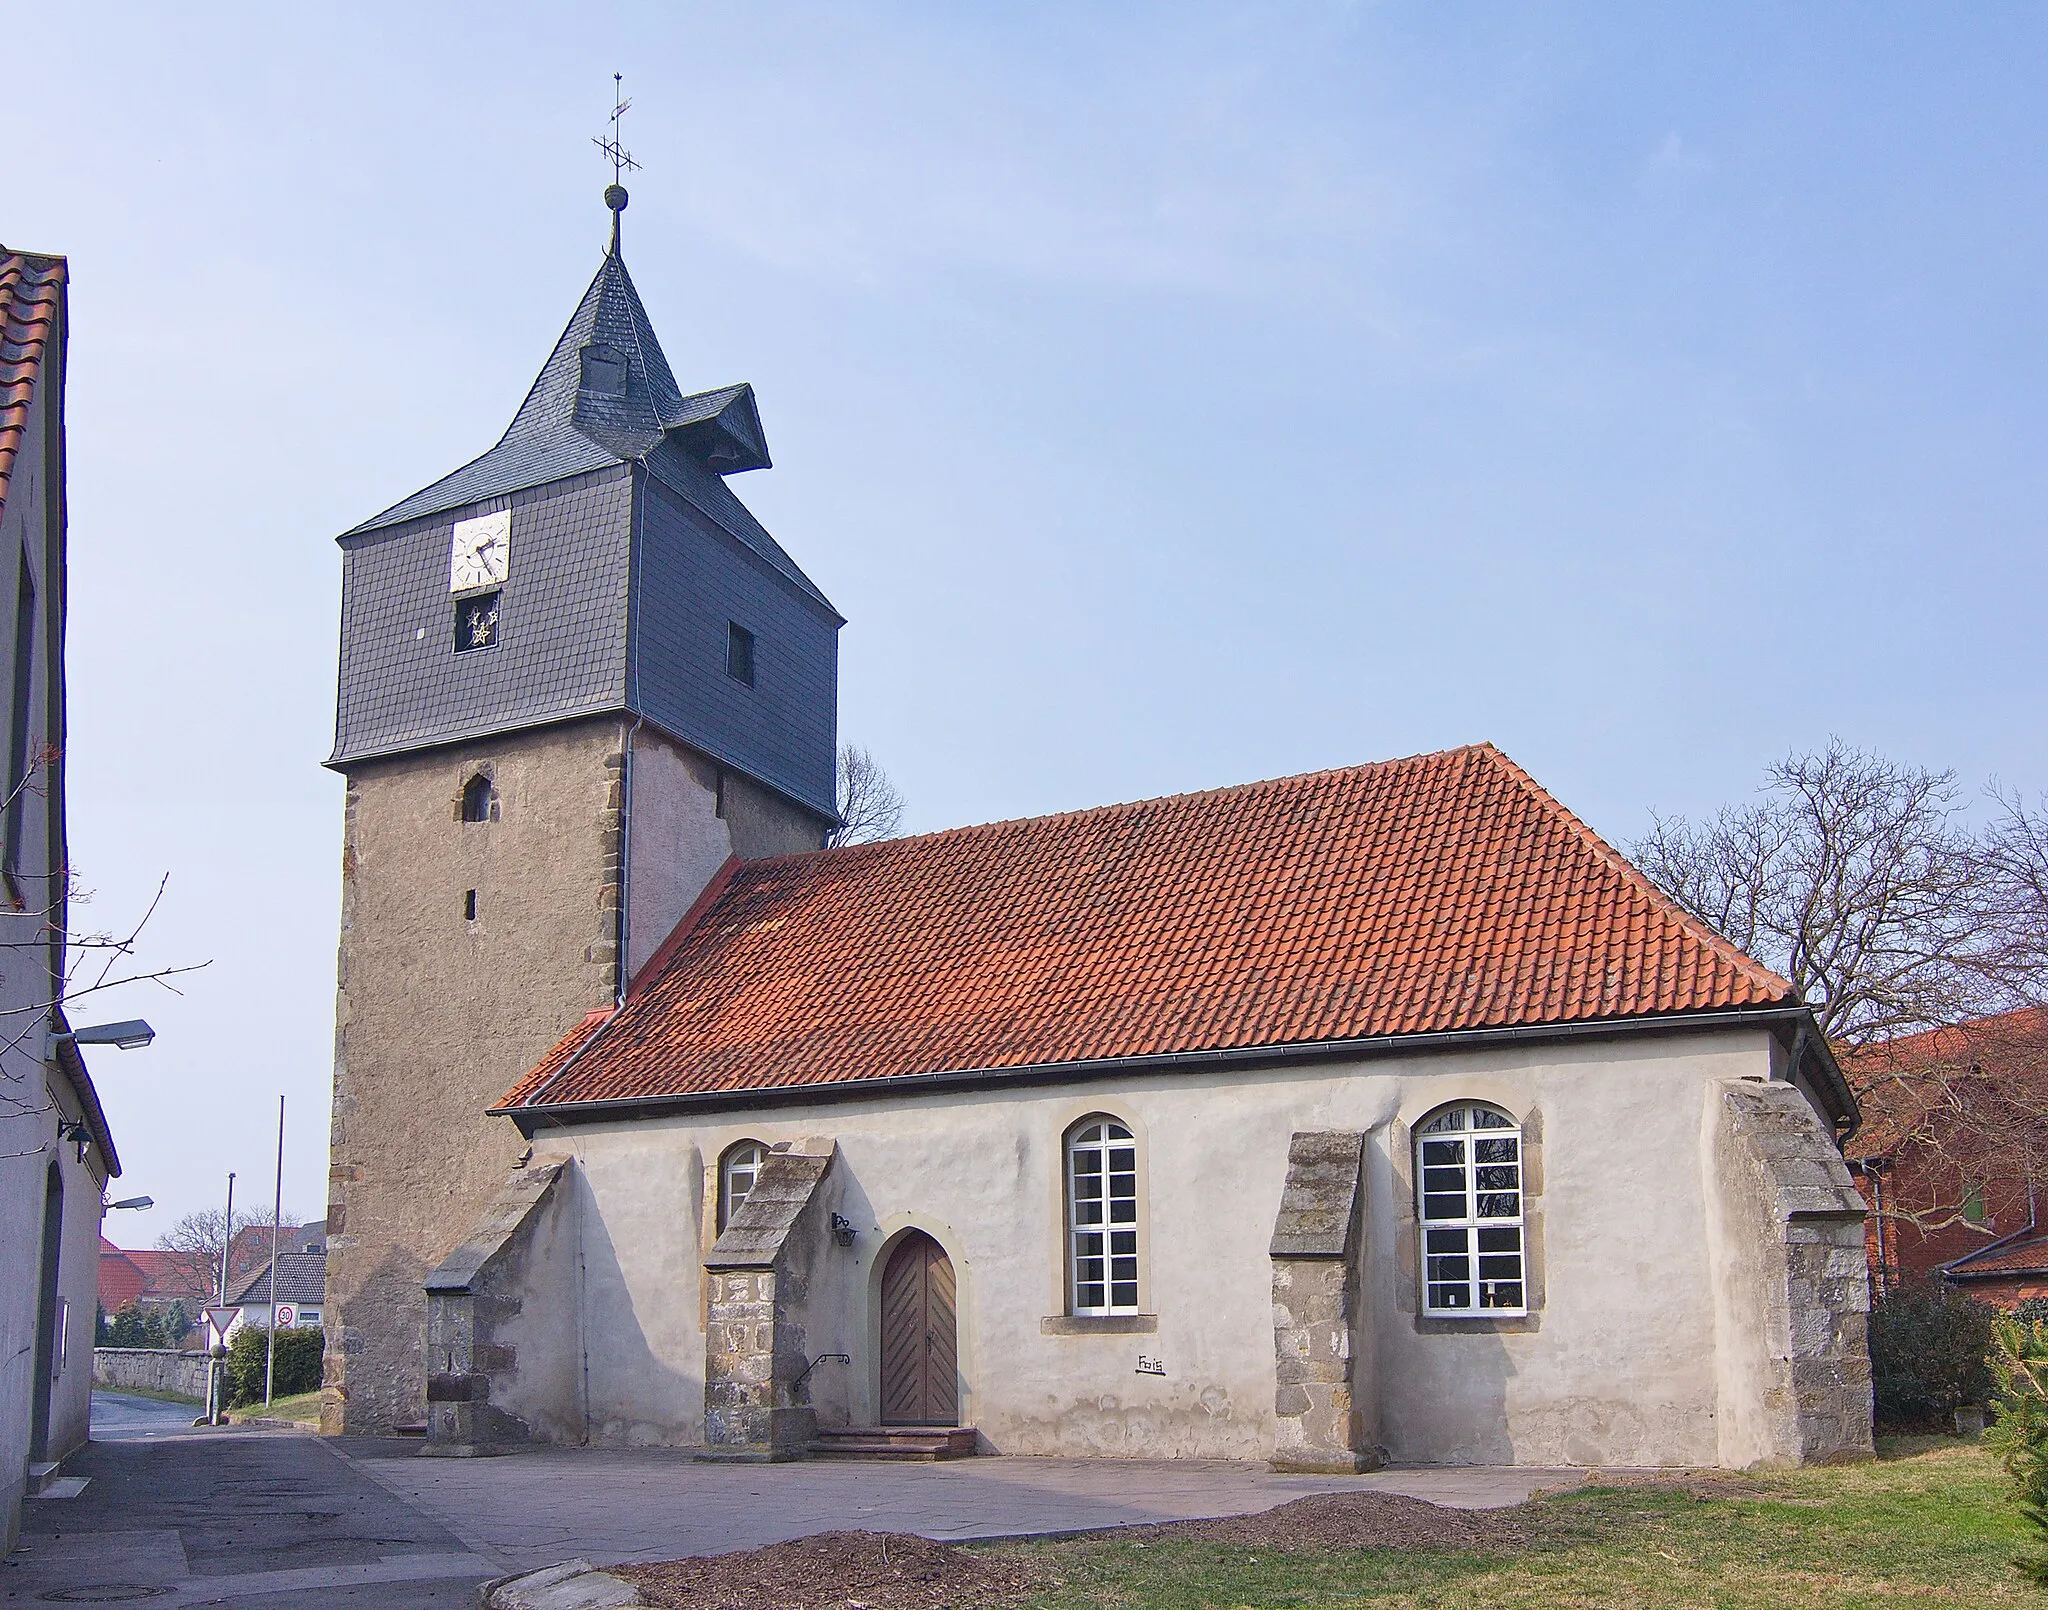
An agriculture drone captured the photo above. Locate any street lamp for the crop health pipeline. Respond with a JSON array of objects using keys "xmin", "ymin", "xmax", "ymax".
[
  {"xmin": 47, "ymin": 1019, "xmax": 155, "ymax": 1058},
  {"xmin": 105, "ymin": 1195, "xmax": 153, "ymax": 1211}
]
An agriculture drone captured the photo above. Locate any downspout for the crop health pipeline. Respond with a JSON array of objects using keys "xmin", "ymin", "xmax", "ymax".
[
  {"xmin": 617, "ymin": 464, "xmax": 647, "ymax": 1006},
  {"xmin": 616, "ymin": 716, "xmax": 641, "ymax": 1006}
]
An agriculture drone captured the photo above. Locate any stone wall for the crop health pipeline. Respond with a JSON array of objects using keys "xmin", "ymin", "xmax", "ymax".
[
  {"xmin": 327, "ymin": 712, "xmax": 831, "ymax": 1438},
  {"xmin": 1269, "ymin": 1131, "xmax": 1379, "ymax": 1473},
  {"xmin": 325, "ymin": 721, "xmax": 626, "ymax": 1435},
  {"xmin": 702, "ymin": 1139, "xmax": 837, "ymax": 1460},
  {"xmin": 93, "ymin": 1349, "xmax": 208, "ymax": 1401},
  {"xmin": 423, "ymin": 1160, "xmax": 581, "ymax": 1455},
  {"xmin": 1710, "ymin": 1079, "xmax": 1874, "ymax": 1466}
]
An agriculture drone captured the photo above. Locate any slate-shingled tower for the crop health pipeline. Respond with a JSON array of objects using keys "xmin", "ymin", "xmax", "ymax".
[{"xmin": 322, "ymin": 196, "xmax": 840, "ymax": 1434}]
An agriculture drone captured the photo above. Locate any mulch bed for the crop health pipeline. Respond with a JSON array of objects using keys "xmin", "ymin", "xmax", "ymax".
[
  {"xmin": 1117, "ymin": 1489, "xmax": 1534, "ymax": 1552},
  {"xmin": 612, "ymin": 1491, "xmax": 1541, "ymax": 1607},
  {"xmin": 613, "ymin": 1530, "xmax": 1043, "ymax": 1610}
]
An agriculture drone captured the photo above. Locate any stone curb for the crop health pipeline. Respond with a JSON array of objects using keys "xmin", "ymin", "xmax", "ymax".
[{"xmin": 478, "ymin": 1558, "xmax": 649, "ymax": 1608}]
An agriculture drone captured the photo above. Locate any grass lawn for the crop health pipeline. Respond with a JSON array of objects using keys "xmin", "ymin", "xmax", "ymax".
[
  {"xmin": 96, "ymin": 1383, "xmax": 201, "ymax": 1407},
  {"xmin": 228, "ymin": 1389, "xmax": 322, "ymax": 1425},
  {"xmin": 995, "ymin": 1438, "xmax": 2037, "ymax": 1609}
]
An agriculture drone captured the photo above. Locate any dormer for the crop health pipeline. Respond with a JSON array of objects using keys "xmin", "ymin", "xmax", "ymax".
[{"xmin": 664, "ymin": 383, "xmax": 771, "ymax": 475}]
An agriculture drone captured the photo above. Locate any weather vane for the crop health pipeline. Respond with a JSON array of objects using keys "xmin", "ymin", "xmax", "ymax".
[{"xmin": 594, "ymin": 73, "xmax": 641, "ymax": 252}]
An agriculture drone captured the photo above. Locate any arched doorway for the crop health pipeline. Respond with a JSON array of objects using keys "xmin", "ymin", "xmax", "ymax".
[
  {"xmin": 879, "ymin": 1231, "xmax": 958, "ymax": 1426},
  {"xmin": 29, "ymin": 1159, "xmax": 63, "ymax": 1460}
]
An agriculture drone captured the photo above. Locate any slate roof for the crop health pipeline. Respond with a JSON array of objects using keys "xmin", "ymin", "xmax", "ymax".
[
  {"xmin": 0, "ymin": 246, "xmax": 64, "ymax": 530},
  {"xmin": 342, "ymin": 239, "xmax": 835, "ymax": 616},
  {"xmin": 230, "ymin": 1251, "xmax": 328, "ymax": 1308},
  {"xmin": 504, "ymin": 743, "xmax": 1797, "ymax": 1113}
]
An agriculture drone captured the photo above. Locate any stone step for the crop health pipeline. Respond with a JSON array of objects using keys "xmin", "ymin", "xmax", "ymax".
[
  {"xmin": 810, "ymin": 1426, "xmax": 978, "ymax": 1461},
  {"xmin": 25, "ymin": 1461, "xmax": 59, "ymax": 1495}
]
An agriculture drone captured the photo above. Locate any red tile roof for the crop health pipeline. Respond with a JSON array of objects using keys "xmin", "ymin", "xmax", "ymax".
[
  {"xmin": 505, "ymin": 744, "xmax": 1794, "ymax": 1112},
  {"xmin": 1948, "ymin": 1228, "xmax": 2048, "ymax": 1279},
  {"xmin": 0, "ymin": 246, "xmax": 65, "ymax": 528},
  {"xmin": 98, "ymin": 1245, "xmax": 147, "ymax": 1313},
  {"xmin": 1845, "ymin": 1007, "xmax": 2048, "ymax": 1161}
]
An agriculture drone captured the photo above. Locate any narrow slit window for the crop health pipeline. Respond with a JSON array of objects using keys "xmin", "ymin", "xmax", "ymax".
[
  {"xmin": 725, "ymin": 621, "xmax": 756, "ymax": 687},
  {"xmin": 1067, "ymin": 1117, "xmax": 1140, "ymax": 1315},
  {"xmin": 1416, "ymin": 1103, "xmax": 1526, "ymax": 1317},
  {"xmin": 463, "ymin": 889, "xmax": 478, "ymax": 922}
]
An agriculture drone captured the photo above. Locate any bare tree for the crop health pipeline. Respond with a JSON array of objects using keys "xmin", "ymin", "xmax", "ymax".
[
  {"xmin": 829, "ymin": 744, "xmax": 906, "ymax": 848},
  {"xmin": 1633, "ymin": 740, "xmax": 2048, "ymax": 1240},
  {"xmin": 1631, "ymin": 740, "xmax": 2028, "ymax": 1049},
  {"xmin": 157, "ymin": 1205, "xmax": 303, "ymax": 1301}
]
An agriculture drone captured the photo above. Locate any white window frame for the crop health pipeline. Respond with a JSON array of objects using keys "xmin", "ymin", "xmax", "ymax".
[
  {"xmin": 1415, "ymin": 1102, "xmax": 1527, "ymax": 1317},
  {"xmin": 718, "ymin": 1140, "xmax": 767, "ymax": 1232},
  {"xmin": 1066, "ymin": 1117, "xmax": 1140, "ymax": 1315}
]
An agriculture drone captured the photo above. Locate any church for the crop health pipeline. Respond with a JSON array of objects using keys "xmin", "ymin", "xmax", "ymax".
[{"xmin": 320, "ymin": 188, "xmax": 1873, "ymax": 1472}]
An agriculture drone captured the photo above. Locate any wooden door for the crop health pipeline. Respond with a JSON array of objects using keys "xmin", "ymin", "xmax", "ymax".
[{"xmin": 879, "ymin": 1231, "xmax": 959, "ymax": 1425}]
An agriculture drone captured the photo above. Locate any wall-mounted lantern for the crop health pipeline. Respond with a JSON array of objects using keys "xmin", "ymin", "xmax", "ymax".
[{"xmin": 830, "ymin": 1213, "xmax": 856, "ymax": 1248}]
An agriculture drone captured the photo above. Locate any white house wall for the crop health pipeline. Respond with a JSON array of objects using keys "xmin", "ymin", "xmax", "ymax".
[{"xmin": 539, "ymin": 1027, "xmax": 1827, "ymax": 1467}]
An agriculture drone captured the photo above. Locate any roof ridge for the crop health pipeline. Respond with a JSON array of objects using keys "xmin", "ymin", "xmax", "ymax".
[{"xmin": 745, "ymin": 744, "xmax": 1507, "ymax": 874}]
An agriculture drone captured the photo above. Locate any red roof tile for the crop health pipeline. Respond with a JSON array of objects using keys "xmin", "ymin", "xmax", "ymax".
[
  {"xmin": 1844, "ymin": 1007, "xmax": 2048, "ymax": 1161},
  {"xmin": 506, "ymin": 745, "xmax": 1793, "ymax": 1111},
  {"xmin": 1948, "ymin": 1229, "xmax": 2048, "ymax": 1279},
  {"xmin": 0, "ymin": 246, "xmax": 65, "ymax": 529}
]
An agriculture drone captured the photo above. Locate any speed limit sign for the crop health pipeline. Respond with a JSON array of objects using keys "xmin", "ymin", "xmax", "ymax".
[{"xmin": 274, "ymin": 1304, "xmax": 297, "ymax": 1328}]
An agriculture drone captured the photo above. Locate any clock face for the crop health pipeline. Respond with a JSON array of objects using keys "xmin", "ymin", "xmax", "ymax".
[{"xmin": 450, "ymin": 511, "xmax": 511, "ymax": 593}]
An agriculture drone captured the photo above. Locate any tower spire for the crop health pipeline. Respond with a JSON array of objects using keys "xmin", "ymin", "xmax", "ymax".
[{"xmin": 593, "ymin": 72, "xmax": 640, "ymax": 256}]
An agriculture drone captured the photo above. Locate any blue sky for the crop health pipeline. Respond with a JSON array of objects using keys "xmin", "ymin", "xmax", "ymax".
[{"xmin": 9, "ymin": 3, "xmax": 2046, "ymax": 1234}]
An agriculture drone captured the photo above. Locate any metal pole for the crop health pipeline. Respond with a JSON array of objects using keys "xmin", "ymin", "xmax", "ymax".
[
  {"xmin": 210, "ymin": 1170, "xmax": 234, "ymax": 1425},
  {"xmin": 266, "ymin": 1096, "xmax": 283, "ymax": 1407}
]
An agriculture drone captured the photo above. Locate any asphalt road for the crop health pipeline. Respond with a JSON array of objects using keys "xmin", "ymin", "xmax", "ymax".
[{"xmin": 2, "ymin": 1393, "xmax": 500, "ymax": 1606}]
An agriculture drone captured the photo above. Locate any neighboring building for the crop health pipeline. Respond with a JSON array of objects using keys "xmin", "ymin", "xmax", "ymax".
[
  {"xmin": 99, "ymin": 1225, "xmax": 311, "ymax": 1333},
  {"xmin": 97, "ymin": 1239, "xmax": 148, "ymax": 1315},
  {"xmin": 322, "ymin": 190, "xmax": 836, "ymax": 1435},
  {"xmin": 225, "ymin": 1240, "xmax": 327, "ymax": 1336},
  {"xmin": 1847, "ymin": 1007, "xmax": 2048, "ymax": 1304},
  {"xmin": 328, "ymin": 194, "xmax": 1873, "ymax": 1469},
  {"xmin": 0, "ymin": 245, "xmax": 124, "ymax": 1545}
]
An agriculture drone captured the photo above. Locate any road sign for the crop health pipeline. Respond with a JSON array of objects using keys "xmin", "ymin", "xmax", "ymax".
[
  {"xmin": 274, "ymin": 1304, "xmax": 296, "ymax": 1328},
  {"xmin": 204, "ymin": 1305, "xmax": 238, "ymax": 1341}
]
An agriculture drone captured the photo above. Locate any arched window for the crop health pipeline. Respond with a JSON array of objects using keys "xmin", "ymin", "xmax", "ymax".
[
  {"xmin": 1415, "ymin": 1103, "xmax": 1526, "ymax": 1316},
  {"xmin": 460, "ymin": 773, "xmax": 495, "ymax": 823},
  {"xmin": 1066, "ymin": 1117, "xmax": 1140, "ymax": 1315},
  {"xmin": 718, "ymin": 1141, "xmax": 767, "ymax": 1232}
]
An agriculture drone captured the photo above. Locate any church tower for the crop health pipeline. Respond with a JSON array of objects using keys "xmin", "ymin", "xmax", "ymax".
[{"xmin": 321, "ymin": 190, "xmax": 840, "ymax": 1434}]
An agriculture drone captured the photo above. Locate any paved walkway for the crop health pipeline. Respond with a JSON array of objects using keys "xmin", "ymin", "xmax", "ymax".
[
  {"xmin": 4, "ymin": 1395, "xmax": 493, "ymax": 1607},
  {"xmin": 1, "ymin": 1394, "xmax": 1585, "ymax": 1604},
  {"xmin": 341, "ymin": 1440, "xmax": 1580, "ymax": 1571}
]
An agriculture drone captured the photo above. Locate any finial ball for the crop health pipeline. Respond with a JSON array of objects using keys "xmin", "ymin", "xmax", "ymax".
[{"xmin": 605, "ymin": 184, "xmax": 630, "ymax": 213}]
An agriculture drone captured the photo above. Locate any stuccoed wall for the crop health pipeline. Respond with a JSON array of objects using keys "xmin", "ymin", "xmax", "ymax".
[
  {"xmin": 44, "ymin": 1100, "xmax": 107, "ymax": 1461},
  {"xmin": 0, "ymin": 326, "xmax": 66, "ymax": 1548},
  {"xmin": 326, "ymin": 719, "xmax": 627, "ymax": 1434},
  {"xmin": 530, "ymin": 1026, "xmax": 1869, "ymax": 1467},
  {"xmin": 622, "ymin": 729, "xmax": 826, "ymax": 980}
]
